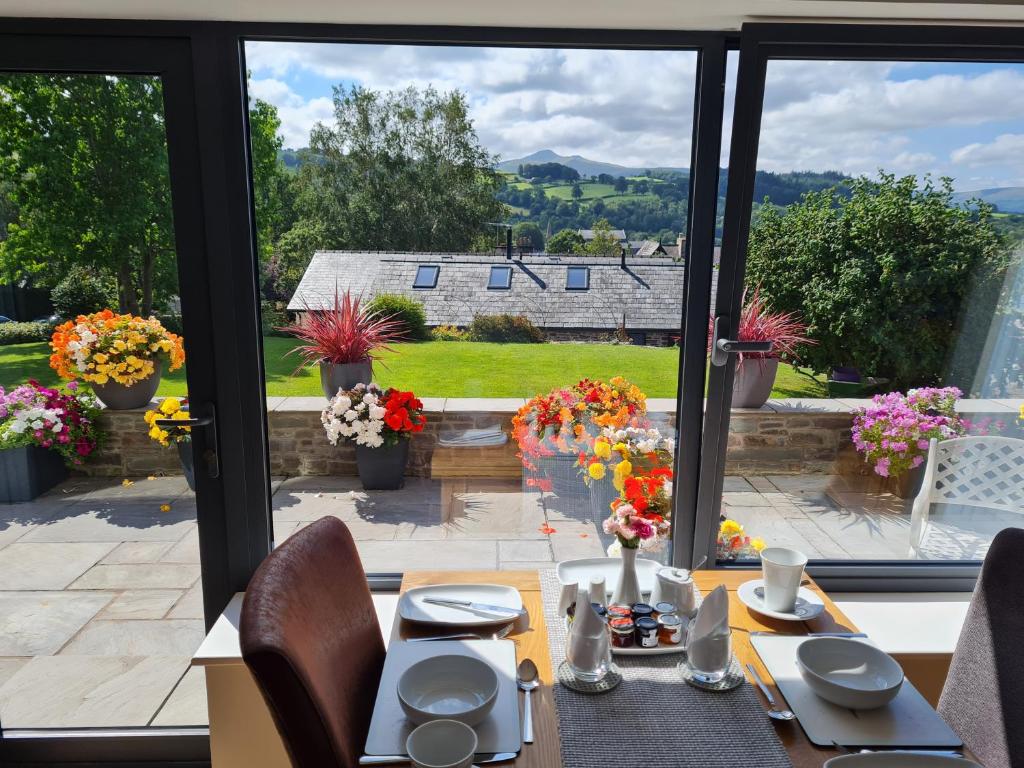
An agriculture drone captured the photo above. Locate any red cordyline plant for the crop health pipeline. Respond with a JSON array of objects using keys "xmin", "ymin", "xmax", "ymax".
[
  {"xmin": 707, "ymin": 285, "xmax": 815, "ymax": 369},
  {"xmin": 279, "ymin": 289, "xmax": 405, "ymax": 373}
]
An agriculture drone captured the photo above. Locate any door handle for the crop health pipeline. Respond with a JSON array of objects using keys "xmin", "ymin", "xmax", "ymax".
[
  {"xmin": 154, "ymin": 403, "xmax": 220, "ymax": 479},
  {"xmin": 709, "ymin": 316, "xmax": 772, "ymax": 367}
]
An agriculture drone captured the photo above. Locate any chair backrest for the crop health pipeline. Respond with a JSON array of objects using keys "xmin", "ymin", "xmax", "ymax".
[
  {"xmin": 938, "ymin": 526, "xmax": 1024, "ymax": 768},
  {"xmin": 920, "ymin": 435, "xmax": 1024, "ymax": 514},
  {"xmin": 240, "ymin": 517, "xmax": 386, "ymax": 768}
]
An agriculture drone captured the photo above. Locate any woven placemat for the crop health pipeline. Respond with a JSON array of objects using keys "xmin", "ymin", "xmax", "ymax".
[{"xmin": 540, "ymin": 569, "xmax": 794, "ymax": 768}]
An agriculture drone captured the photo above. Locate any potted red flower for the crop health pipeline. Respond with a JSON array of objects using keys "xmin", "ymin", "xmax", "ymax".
[{"xmin": 321, "ymin": 383, "xmax": 427, "ymax": 489}]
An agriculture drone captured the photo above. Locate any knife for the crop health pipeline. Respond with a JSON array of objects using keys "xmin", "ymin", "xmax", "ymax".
[
  {"xmin": 422, "ymin": 597, "xmax": 525, "ymax": 617},
  {"xmin": 359, "ymin": 752, "xmax": 518, "ymax": 765}
]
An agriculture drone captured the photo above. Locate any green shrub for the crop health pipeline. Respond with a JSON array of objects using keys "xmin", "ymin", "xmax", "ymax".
[
  {"xmin": 50, "ymin": 267, "xmax": 115, "ymax": 318},
  {"xmin": 467, "ymin": 314, "xmax": 545, "ymax": 343},
  {"xmin": 155, "ymin": 314, "xmax": 184, "ymax": 336},
  {"xmin": 260, "ymin": 302, "xmax": 292, "ymax": 337},
  {"xmin": 367, "ymin": 294, "xmax": 428, "ymax": 341},
  {"xmin": 0, "ymin": 321, "xmax": 56, "ymax": 345},
  {"xmin": 431, "ymin": 324, "xmax": 467, "ymax": 341}
]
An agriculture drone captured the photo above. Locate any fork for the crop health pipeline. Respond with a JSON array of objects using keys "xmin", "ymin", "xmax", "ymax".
[{"xmin": 406, "ymin": 625, "xmax": 514, "ymax": 642}]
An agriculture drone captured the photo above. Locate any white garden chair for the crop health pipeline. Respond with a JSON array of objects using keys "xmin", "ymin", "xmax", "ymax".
[{"xmin": 909, "ymin": 435, "xmax": 1024, "ymax": 558}]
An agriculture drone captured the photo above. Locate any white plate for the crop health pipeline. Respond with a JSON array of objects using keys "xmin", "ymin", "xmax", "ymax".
[
  {"xmin": 556, "ymin": 556, "xmax": 663, "ymax": 597},
  {"xmin": 824, "ymin": 754, "xmax": 979, "ymax": 767},
  {"xmin": 399, "ymin": 584, "xmax": 523, "ymax": 627},
  {"xmin": 612, "ymin": 643, "xmax": 687, "ymax": 656},
  {"xmin": 737, "ymin": 579, "xmax": 825, "ymax": 621}
]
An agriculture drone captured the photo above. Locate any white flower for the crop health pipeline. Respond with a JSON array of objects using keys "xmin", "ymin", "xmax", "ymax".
[
  {"xmin": 344, "ymin": 409, "xmax": 358, "ymax": 422},
  {"xmin": 368, "ymin": 404, "xmax": 386, "ymax": 420},
  {"xmin": 332, "ymin": 396, "xmax": 351, "ymax": 415},
  {"xmin": 362, "ymin": 393, "xmax": 376, "ymax": 405}
]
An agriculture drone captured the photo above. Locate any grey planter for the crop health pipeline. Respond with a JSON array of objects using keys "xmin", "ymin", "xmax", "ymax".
[
  {"xmin": 355, "ymin": 439, "xmax": 410, "ymax": 490},
  {"xmin": 0, "ymin": 446, "xmax": 68, "ymax": 502},
  {"xmin": 177, "ymin": 440, "xmax": 197, "ymax": 492},
  {"xmin": 91, "ymin": 368, "xmax": 162, "ymax": 410},
  {"xmin": 320, "ymin": 360, "xmax": 372, "ymax": 399},
  {"xmin": 732, "ymin": 358, "xmax": 778, "ymax": 409}
]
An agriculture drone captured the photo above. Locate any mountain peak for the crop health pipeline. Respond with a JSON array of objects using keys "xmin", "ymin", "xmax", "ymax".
[{"xmin": 496, "ymin": 149, "xmax": 687, "ymax": 178}]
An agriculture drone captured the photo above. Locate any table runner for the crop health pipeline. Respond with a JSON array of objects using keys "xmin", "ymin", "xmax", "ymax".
[{"xmin": 540, "ymin": 569, "xmax": 794, "ymax": 768}]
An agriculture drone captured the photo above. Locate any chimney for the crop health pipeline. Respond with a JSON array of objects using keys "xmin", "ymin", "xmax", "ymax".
[
  {"xmin": 506, "ymin": 227, "xmax": 513, "ymax": 260},
  {"xmin": 620, "ymin": 246, "xmax": 627, "ymax": 269},
  {"xmin": 677, "ymin": 233, "xmax": 687, "ymax": 261}
]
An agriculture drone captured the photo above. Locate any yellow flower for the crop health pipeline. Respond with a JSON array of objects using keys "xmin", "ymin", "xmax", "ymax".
[
  {"xmin": 159, "ymin": 503, "xmax": 171, "ymax": 513},
  {"xmin": 588, "ymin": 462, "xmax": 606, "ymax": 480},
  {"xmin": 160, "ymin": 398, "xmax": 181, "ymax": 415},
  {"xmin": 593, "ymin": 439, "xmax": 611, "ymax": 460},
  {"xmin": 751, "ymin": 537, "xmax": 767, "ymax": 553},
  {"xmin": 1019, "ymin": 404, "xmax": 1024, "ymax": 421},
  {"xmin": 121, "ymin": 479, "xmax": 134, "ymax": 487},
  {"xmin": 719, "ymin": 519, "xmax": 744, "ymax": 537},
  {"xmin": 612, "ymin": 459, "xmax": 633, "ymax": 491}
]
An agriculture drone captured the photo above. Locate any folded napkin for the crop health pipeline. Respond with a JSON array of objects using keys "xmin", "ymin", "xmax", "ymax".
[
  {"xmin": 566, "ymin": 585, "xmax": 610, "ymax": 677},
  {"xmin": 686, "ymin": 584, "xmax": 731, "ymax": 673}
]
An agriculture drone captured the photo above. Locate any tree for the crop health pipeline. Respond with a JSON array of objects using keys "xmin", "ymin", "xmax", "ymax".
[
  {"xmin": 613, "ymin": 176, "xmax": 629, "ymax": 194},
  {"xmin": 746, "ymin": 173, "xmax": 1016, "ymax": 391},
  {"xmin": 546, "ymin": 229, "xmax": 584, "ymax": 254},
  {"xmin": 571, "ymin": 182, "xmax": 583, "ymax": 201},
  {"xmin": 249, "ymin": 98, "xmax": 294, "ymax": 264},
  {"xmin": 0, "ymin": 74, "xmax": 176, "ymax": 315},
  {"xmin": 512, "ymin": 222, "xmax": 544, "ymax": 252},
  {"xmin": 265, "ymin": 219, "xmax": 327, "ymax": 301},
  {"xmin": 585, "ymin": 218, "xmax": 622, "ymax": 257},
  {"xmin": 293, "ymin": 85, "xmax": 502, "ymax": 253}
]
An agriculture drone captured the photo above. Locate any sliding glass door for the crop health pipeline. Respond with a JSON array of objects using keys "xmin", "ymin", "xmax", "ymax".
[{"xmin": 694, "ymin": 25, "xmax": 1024, "ymax": 588}]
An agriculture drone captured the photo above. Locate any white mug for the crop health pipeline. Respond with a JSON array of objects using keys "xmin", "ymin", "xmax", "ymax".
[
  {"xmin": 760, "ymin": 547, "xmax": 807, "ymax": 613},
  {"xmin": 406, "ymin": 720, "xmax": 477, "ymax": 768}
]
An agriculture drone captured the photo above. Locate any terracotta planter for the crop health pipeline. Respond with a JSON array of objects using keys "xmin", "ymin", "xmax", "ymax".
[
  {"xmin": 355, "ymin": 439, "xmax": 410, "ymax": 490},
  {"xmin": 732, "ymin": 358, "xmax": 778, "ymax": 409},
  {"xmin": 320, "ymin": 360, "xmax": 372, "ymax": 399},
  {"xmin": 91, "ymin": 368, "xmax": 162, "ymax": 410},
  {"xmin": 177, "ymin": 441, "xmax": 197, "ymax": 492},
  {"xmin": 0, "ymin": 446, "xmax": 67, "ymax": 502}
]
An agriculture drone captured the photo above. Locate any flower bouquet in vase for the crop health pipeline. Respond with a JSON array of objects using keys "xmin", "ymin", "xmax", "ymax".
[
  {"xmin": 322, "ymin": 383, "xmax": 426, "ymax": 490},
  {"xmin": 144, "ymin": 397, "xmax": 195, "ymax": 491}
]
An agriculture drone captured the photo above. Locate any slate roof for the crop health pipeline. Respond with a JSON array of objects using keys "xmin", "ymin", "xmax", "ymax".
[
  {"xmin": 633, "ymin": 240, "xmax": 668, "ymax": 257},
  {"xmin": 289, "ymin": 251, "xmax": 718, "ymax": 331},
  {"xmin": 578, "ymin": 228, "xmax": 627, "ymax": 243}
]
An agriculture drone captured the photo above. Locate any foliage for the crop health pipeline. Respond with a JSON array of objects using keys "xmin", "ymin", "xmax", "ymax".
[
  {"xmin": 518, "ymin": 162, "xmax": 579, "ymax": 182},
  {"xmin": 280, "ymin": 289, "xmax": 404, "ymax": 369},
  {"xmin": 260, "ymin": 302, "xmax": 292, "ymax": 337},
  {"xmin": 746, "ymin": 173, "xmax": 1016, "ymax": 390},
  {"xmin": 467, "ymin": 314, "xmax": 545, "ymax": 343},
  {"xmin": 50, "ymin": 266, "xmax": 116, "ymax": 319},
  {"xmin": 512, "ymin": 222, "xmax": 544, "ymax": 252},
  {"xmin": 50, "ymin": 310, "xmax": 185, "ymax": 386},
  {"xmin": 0, "ymin": 380, "xmax": 102, "ymax": 465},
  {"xmin": 0, "ymin": 321, "xmax": 56, "ymax": 346},
  {"xmin": 366, "ymin": 293, "xmax": 428, "ymax": 341},
  {"xmin": 322, "ymin": 382, "xmax": 426, "ymax": 448},
  {"xmin": 430, "ymin": 324, "xmax": 467, "ymax": 341},
  {"xmin": 0, "ymin": 74, "xmax": 176, "ymax": 315},
  {"xmin": 584, "ymin": 218, "xmax": 622, "ymax": 257},
  {"xmin": 265, "ymin": 219, "xmax": 327, "ymax": 301},
  {"xmin": 144, "ymin": 396, "xmax": 191, "ymax": 446},
  {"xmin": 546, "ymin": 229, "xmax": 584, "ymax": 255},
  {"xmin": 291, "ymin": 85, "xmax": 502, "ymax": 253},
  {"xmin": 707, "ymin": 285, "xmax": 814, "ymax": 368},
  {"xmin": 852, "ymin": 386, "xmax": 965, "ymax": 479},
  {"xmin": 249, "ymin": 98, "xmax": 296, "ymax": 272}
]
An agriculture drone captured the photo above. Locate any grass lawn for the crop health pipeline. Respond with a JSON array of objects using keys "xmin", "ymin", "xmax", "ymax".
[{"xmin": 0, "ymin": 339, "xmax": 827, "ymax": 399}]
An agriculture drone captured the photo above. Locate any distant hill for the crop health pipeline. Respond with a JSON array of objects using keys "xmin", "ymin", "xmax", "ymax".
[
  {"xmin": 952, "ymin": 187, "xmax": 1024, "ymax": 214},
  {"xmin": 496, "ymin": 149, "xmax": 688, "ymax": 179}
]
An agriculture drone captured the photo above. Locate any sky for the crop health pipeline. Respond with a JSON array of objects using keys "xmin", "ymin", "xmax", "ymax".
[{"xmin": 246, "ymin": 42, "xmax": 1024, "ymax": 192}]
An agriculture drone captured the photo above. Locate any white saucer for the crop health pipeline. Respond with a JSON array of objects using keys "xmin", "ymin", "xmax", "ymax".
[{"xmin": 737, "ymin": 579, "xmax": 825, "ymax": 621}]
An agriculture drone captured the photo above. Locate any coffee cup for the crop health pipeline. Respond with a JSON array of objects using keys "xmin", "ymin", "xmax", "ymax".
[
  {"xmin": 406, "ymin": 719, "xmax": 477, "ymax": 768},
  {"xmin": 760, "ymin": 547, "xmax": 807, "ymax": 613}
]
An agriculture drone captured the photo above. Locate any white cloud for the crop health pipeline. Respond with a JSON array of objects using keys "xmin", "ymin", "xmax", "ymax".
[
  {"xmin": 952, "ymin": 133, "xmax": 1024, "ymax": 167},
  {"xmin": 249, "ymin": 77, "xmax": 333, "ymax": 149}
]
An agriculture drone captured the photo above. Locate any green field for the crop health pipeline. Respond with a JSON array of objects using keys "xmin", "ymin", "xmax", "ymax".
[{"xmin": 0, "ymin": 339, "xmax": 826, "ymax": 399}]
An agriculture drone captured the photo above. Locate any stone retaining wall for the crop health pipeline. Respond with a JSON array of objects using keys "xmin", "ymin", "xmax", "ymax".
[{"xmin": 84, "ymin": 396, "xmax": 1021, "ymax": 479}]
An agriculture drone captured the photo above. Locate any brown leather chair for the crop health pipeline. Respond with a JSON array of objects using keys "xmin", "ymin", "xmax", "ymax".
[
  {"xmin": 240, "ymin": 517, "xmax": 386, "ymax": 768},
  {"xmin": 938, "ymin": 526, "xmax": 1024, "ymax": 768}
]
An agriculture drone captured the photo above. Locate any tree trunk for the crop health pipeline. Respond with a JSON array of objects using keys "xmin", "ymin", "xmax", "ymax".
[
  {"xmin": 117, "ymin": 261, "xmax": 140, "ymax": 315},
  {"xmin": 141, "ymin": 246, "xmax": 155, "ymax": 317}
]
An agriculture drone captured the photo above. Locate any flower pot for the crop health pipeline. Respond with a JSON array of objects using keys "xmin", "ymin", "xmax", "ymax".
[
  {"xmin": 0, "ymin": 446, "xmax": 67, "ymax": 502},
  {"xmin": 611, "ymin": 545, "xmax": 643, "ymax": 606},
  {"xmin": 355, "ymin": 439, "xmax": 410, "ymax": 490},
  {"xmin": 321, "ymin": 360, "xmax": 372, "ymax": 399},
  {"xmin": 91, "ymin": 368, "xmax": 162, "ymax": 410},
  {"xmin": 732, "ymin": 358, "xmax": 778, "ymax": 409},
  {"xmin": 536, "ymin": 452, "xmax": 584, "ymax": 498},
  {"xmin": 177, "ymin": 441, "xmax": 197, "ymax": 492},
  {"xmin": 889, "ymin": 464, "xmax": 925, "ymax": 500}
]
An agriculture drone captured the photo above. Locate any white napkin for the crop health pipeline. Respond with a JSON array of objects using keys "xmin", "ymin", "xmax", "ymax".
[
  {"xmin": 686, "ymin": 584, "xmax": 731, "ymax": 673},
  {"xmin": 566, "ymin": 585, "xmax": 610, "ymax": 676}
]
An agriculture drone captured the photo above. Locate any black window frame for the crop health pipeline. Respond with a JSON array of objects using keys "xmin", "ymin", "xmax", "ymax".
[
  {"xmin": 413, "ymin": 264, "xmax": 440, "ymax": 289},
  {"xmin": 487, "ymin": 264, "xmax": 513, "ymax": 290},
  {"xmin": 565, "ymin": 265, "xmax": 590, "ymax": 290}
]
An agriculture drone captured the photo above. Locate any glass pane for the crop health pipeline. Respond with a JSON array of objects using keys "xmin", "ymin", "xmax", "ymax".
[
  {"xmin": 714, "ymin": 59, "xmax": 1024, "ymax": 565},
  {"xmin": 0, "ymin": 74, "xmax": 205, "ymax": 728},
  {"xmin": 246, "ymin": 42, "xmax": 697, "ymax": 573},
  {"xmin": 413, "ymin": 265, "xmax": 439, "ymax": 289}
]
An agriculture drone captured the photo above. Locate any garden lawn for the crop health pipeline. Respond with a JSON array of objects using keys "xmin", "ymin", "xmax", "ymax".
[{"xmin": 1, "ymin": 339, "xmax": 826, "ymax": 399}]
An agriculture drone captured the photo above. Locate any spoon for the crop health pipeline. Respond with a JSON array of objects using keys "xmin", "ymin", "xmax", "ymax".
[
  {"xmin": 516, "ymin": 658, "xmax": 540, "ymax": 743},
  {"xmin": 746, "ymin": 663, "xmax": 796, "ymax": 721}
]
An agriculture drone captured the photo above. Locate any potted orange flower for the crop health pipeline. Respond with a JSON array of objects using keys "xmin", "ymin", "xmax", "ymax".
[{"xmin": 50, "ymin": 310, "xmax": 185, "ymax": 410}]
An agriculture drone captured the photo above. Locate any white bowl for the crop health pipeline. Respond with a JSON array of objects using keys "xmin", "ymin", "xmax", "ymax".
[
  {"xmin": 398, "ymin": 654, "xmax": 499, "ymax": 726},
  {"xmin": 824, "ymin": 754, "xmax": 980, "ymax": 767},
  {"xmin": 796, "ymin": 637, "xmax": 904, "ymax": 710},
  {"xmin": 406, "ymin": 719, "xmax": 478, "ymax": 768}
]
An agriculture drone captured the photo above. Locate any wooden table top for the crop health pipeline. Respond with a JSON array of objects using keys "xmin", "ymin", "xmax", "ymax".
[{"xmin": 397, "ymin": 569, "xmax": 951, "ymax": 768}]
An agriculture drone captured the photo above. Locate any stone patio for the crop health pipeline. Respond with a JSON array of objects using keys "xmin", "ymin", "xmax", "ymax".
[{"xmin": 0, "ymin": 472, "xmax": 1013, "ymax": 730}]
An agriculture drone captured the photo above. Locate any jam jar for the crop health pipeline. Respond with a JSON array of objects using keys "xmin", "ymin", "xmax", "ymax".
[
  {"xmin": 609, "ymin": 617, "xmax": 635, "ymax": 648},
  {"xmin": 607, "ymin": 604, "xmax": 632, "ymax": 621},
  {"xmin": 657, "ymin": 613, "xmax": 684, "ymax": 645},
  {"xmin": 635, "ymin": 616, "xmax": 659, "ymax": 648},
  {"xmin": 631, "ymin": 603, "xmax": 654, "ymax": 621},
  {"xmin": 653, "ymin": 602, "xmax": 677, "ymax": 619}
]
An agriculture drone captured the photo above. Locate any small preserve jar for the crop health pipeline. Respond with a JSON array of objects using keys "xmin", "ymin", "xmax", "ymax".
[
  {"xmin": 607, "ymin": 604, "xmax": 632, "ymax": 621},
  {"xmin": 609, "ymin": 617, "xmax": 635, "ymax": 648},
  {"xmin": 635, "ymin": 616, "xmax": 659, "ymax": 648},
  {"xmin": 653, "ymin": 602, "xmax": 677, "ymax": 619},
  {"xmin": 657, "ymin": 612, "xmax": 684, "ymax": 645},
  {"xmin": 631, "ymin": 603, "xmax": 654, "ymax": 621}
]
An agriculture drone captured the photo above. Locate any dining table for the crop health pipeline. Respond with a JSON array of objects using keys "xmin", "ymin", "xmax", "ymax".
[{"xmin": 397, "ymin": 568, "xmax": 975, "ymax": 768}]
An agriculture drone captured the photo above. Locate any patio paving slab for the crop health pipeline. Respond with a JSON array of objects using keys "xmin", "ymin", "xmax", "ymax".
[
  {"xmin": 161, "ymin": 528, "xmax": 200, "ymax": 564},
  {"xmin": 354, "ymin": 539, "xmax": 499, "ymax": 572},
  {"xmin": 167, "ymin": 582, "xmax": 205, "ymax": 620},
  {"xmin": 0, "ymin": 657, "xmax": 27, "ymax": 687},
  {"xmin": 0, "ymin": 542, "xmax": 116, "ymax": 590},
  {"xmin": 0, "ymin": 655, "xmax": 189, "ymax": 728},
  {"xmin": 68, "ymin": 563, "xmax": 200, "ymax": 590},
  {"xmin": 0, "ymin": 591, "xmax": 113, "ymax": 655},
  {"xmin": 151, "ymin": 666, "xmax": 207, "ymax": 726},
  {"xmin": 102, "ymin": 541, "xmax": 175, "ymax": 564},
  {"xmin": 20, "ymin": 507, "xmax": 195, "ymax": 543},
  {"xmin": 98, "ymin": 590, "xmax": 183, "ymax": 620},
  {"xmin": 60, "ymin": 619, "xmax": 205, "ymax": 656},
  {"xmin": 498, "ymin": 539, "xmax": 553, "ymax": 562}
]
